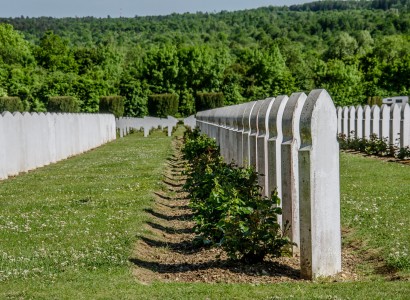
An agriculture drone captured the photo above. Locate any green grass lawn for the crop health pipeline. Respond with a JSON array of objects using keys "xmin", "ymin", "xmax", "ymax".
[{"xmin": 0, "ymin": 129, "xmax": 409, "ymax": 299}]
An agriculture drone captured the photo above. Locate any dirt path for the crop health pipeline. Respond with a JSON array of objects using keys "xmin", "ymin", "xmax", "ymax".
[{"xmin": 130, "ymin": 137, "xmax": 360, "ymax": 284}]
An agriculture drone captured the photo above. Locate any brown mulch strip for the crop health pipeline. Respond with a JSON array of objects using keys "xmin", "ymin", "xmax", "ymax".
[{"xmin": 130, "ymin": 138, "xmax": 362, "ymax": 284}]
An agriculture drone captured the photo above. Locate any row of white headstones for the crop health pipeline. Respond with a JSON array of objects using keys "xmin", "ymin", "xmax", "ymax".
[
  {"xmin": 337, "ymin": 103, "xmax": 410, "ymax": 148},
  {"xmin": 0, "ymin": 112, "xmax": 116, "ymax": 180},
  {"xmin": 116, "ymin": 116, "xmax": 180, "ymax": 137},
  {"xmin": 195, "ymin": 89, "xmax": 340, "ymax": 280}
]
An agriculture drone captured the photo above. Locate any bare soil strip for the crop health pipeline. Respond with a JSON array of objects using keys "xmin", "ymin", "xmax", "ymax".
[{"xmin": 131, "ymin": 137, "xmax": 361, "ymax": 284}]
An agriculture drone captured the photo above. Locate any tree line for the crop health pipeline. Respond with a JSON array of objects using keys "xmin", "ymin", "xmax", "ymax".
[{"xmin": 1, "ymin": 0, "xmax": 410, "ymax": 116}]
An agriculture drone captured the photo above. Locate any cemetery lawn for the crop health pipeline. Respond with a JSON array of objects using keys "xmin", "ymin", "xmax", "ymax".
[
  {"xmin": 0, "ymin": 129, "xmax": 408, "ymax": 299},
  {"xmin": 340, "ymin": 152, "xmax": 410, "ymax": 277}
]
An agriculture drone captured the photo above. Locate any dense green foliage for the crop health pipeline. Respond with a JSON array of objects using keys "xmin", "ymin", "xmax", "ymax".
[
  {"xmin": 182, "ymin": 128, "xmax": 291, "ymax": 263},
  {"xmin": 99, "ymin": 96, "xmax": 124, "ymax": 117},
  {"xmin": 1, "ymin": 1, "xmax": 410, "ymax": 115},
  {"xmin": 47, "ymin": 96, "xmax": 79, "ymax": 112},
  {"xmin": 147, "ymin": 93, "xmax": 179, "ymax": 117},
  {"xmin": 0, "ymin": 96, "xmax": 23, "ymax": 112}
]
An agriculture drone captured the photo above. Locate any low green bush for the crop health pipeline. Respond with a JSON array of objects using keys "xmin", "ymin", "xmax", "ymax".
[
  {"xmin": 338, "ymin": 132, "xmax": 410, "ymax": 159},
  {"xmin": 0, "ymin": 96, "xmax": 24, "ymax": 112},
  {"xmin": 47, "ymin": 96, "xmax": 80, "ymax": 113},
  {"xmin": 99, "ymin": 96, "xmax": 125, "ymax": 117},
  {"xmin": 182, "ymin": 127, "xmax": 291, "ymax": 263}
]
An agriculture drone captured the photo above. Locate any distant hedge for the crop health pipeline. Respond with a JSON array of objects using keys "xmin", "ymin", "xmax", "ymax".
[
  {"xmin": 195, "ymin": 92, "xmax": 224, "ymax": 112},
  {"xmin": 47, "ymin": 96, "xmax": 80, "ymax": 113},
  {"xmin": 99, "ymin": 96, "xmax": 124, "ymax": 118},
  {"xmin": 0, "ymin": 97, "xmax": 24, "ymax": 112},
  {"xmin": 368, "ymin": 96, "xmax": 382, "ymax": 106},
  {"xmin": 148, "ymin": 93, "xmax": 179, "ymax": 117}
]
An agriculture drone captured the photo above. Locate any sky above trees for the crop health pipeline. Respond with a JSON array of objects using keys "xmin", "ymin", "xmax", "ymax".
[{"xmin": 1, "ymin": 0, "xmax": 314, "ymax": 18}]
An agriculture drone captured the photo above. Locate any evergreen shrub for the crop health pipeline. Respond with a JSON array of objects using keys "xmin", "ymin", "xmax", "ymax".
[
  {"xmin": 0, "ymin": 96, "xmax": 24, "ymax": 112},
  {"xmin": 99, "ymin": 96, "xmax": 125, "ymax": 117},
  {"xmin": 147, "ymin": 93, "xmax": 178, "ymax": 117},
  {"xmin": 47, "ymin": 96, "xmax": 79, "ymax": 113},
  {"xmin": 195, "ymin": 92, "xmax": 224, "ymax": 112}
]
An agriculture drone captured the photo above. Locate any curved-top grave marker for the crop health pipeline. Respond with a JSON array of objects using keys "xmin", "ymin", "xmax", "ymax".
[{"xmin": 195, "ymin": 89, "xmax": 341, "ymax": 280}]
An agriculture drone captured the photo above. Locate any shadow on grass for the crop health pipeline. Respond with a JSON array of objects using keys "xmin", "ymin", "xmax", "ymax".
[
  {"xmin": 146, "ymin": 221, "xmax": 193, "ymax": 235},
  {"xmin": 156, "ymin": 201, "xmax": 191, "ymax": 210},
  {"xmin": 129, "ymin": 256, "xmax": 300, "ymax": 279},
  {"xmin": 154, "ymin": 191, "xmax": 189, "ymax": 201},
  {"xmin": 162, "ymin": 179, "xmax": 184, "ymax": 188},
  {"xmin": 138, "ymin": 236, "xmax": 199, "ymax": 254},
  {"xmin": 144, "ymin": 208, "xmax": 194, "ymax": 221}
]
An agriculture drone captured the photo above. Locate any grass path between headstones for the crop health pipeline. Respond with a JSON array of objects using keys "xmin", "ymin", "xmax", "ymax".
[{"xmin": 0, "ymin": 127, "xmax": 409, "ymax": 299}]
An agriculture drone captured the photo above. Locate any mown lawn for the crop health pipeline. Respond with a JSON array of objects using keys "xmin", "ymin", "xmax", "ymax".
[{"xmin": 0, "ymin": 129, "xmax": 409, "ymax": 299}]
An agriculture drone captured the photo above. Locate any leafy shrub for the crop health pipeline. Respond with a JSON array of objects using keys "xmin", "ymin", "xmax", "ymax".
[
  {"xmin": 338, "ymin": 132, "xmax": 410, "ymax": 160},
  {"xmin": 195, "ymin": 92, "xmax": 224, "ymax": 112},
  {"xmin": 47, "ymin": 96, "xmax": 80, "ymax": 113},
  {"xmin": 147, "ymin": 93, "xmax": 178, "ymax": 117},
  {"xmin": 182, "ymin": 128, "xmax": 291, "ymax": 263},
  {"xmin": 396, "ymin": 146, "xmax": 410, "ymax": 160},
  {"xmin": 99, "ymin": 96, "xmax": 124, "ymax": 117},
  {"xmin": 364, "ymin": 134, "xmax": 389, "ymax": 156},
  {"xmin": 0, "ymin": 96, "xmax": 24, "ymax": 112}
]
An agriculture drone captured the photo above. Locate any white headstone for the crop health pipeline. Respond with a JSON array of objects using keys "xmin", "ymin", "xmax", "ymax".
[
  {"xmin": 242, "ymin": 101, "xmax": 257, "ymax": 166},
  {"xmin": 363, "ymin": 105, "xmax": 371, "ymax": 139},
  {"xmin": 266, "ymin": 95, "xmax": 289, "ymax": 203},
  {"xmin": 348, "ymin": 106, "xmax": 356, "ymax": 138},
  {"xmin": 390, "ymin": 104, "xmax": 401, "ymax": 147},
  {"xmin": 371, "ymin": 105, "xmax": 380, "ymax": 138},
  {"xmin": 256, "ymin": 97, "xmax": 275, "ymax": 191},
  {"xmin": 355, "ymin": 106, "xmax": 363, "ymax": 139},
  {"xmin": 342, "ymin": 107, "xmax": 349, "ymax": 137},
  {"xmin": 233, "ymin": 104, "xmax": 247, "ymax": 166},
  {"xmin": 249, "ymin": 100, "xmax": 265, "ymax": 169},
  {"xmin": 0, "ymin": 114, "xmax": 7, "ymax": 180},
  {"xmin": 380, "ymin": 104, "xmax": 390, "ymax": 141},
  {"xmin": 401, "ymin": 104, "xmax": 410, "ymax": 148},
  {"xmin": 298, "ymin": 89, "xmax": 341, "ymax": 280},
  {"xmin": 336, "ymin": 107, "xmax": 342, "ymax": 135},
  {"xmin": 281, "ymin": 92, "xmax": 307, "ymax": 255}
]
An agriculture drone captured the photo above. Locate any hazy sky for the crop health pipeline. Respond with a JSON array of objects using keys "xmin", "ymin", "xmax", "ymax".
[{"xmin": 0, "ymin": 0, "xmax": 314, "ymax": 18}]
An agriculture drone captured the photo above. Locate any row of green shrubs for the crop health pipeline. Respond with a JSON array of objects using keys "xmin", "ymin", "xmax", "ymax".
[
  {"xmin": 181, "ymin": 128, "xmax": 292, "ymax": 264},
  {"xmin": 0, "ymin": 92, "xmax": 224, "ymax": 118},
  {"xmin": 338, "ymin": 132, "xmax": 410, "ymax": 159},
  {"xmin": 147, "ymin": 92, "xmax": 224, "ymax": 118},
  {"xmin": 0, "ymin": 96, "xmax": 125, "ymax": 117}
]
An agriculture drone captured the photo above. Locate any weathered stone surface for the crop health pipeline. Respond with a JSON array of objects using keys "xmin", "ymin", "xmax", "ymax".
[
  {"xmin": 281, "ymin": 92, "xmax": 307, "ymax": 255},
  {"xmin": 249, "ymin": 100, "xmax": 265, "ymax": 169},
  {"xmin": 267, "ymin": 95, "xmax": 288, "ymax": 202}
]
